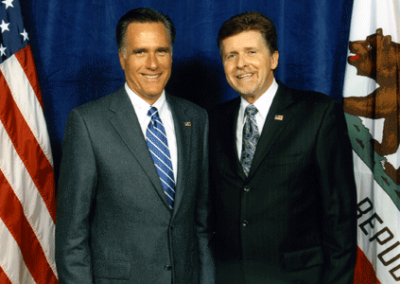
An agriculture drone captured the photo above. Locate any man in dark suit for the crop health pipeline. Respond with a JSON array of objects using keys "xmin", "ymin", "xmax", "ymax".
[
  {"xmin": 209, "ymin": 11, "xmax": 357, "ymax": 284},
  {"xmin": 55, "ymin": 8, "xmax": 214, "ymax": 284}
]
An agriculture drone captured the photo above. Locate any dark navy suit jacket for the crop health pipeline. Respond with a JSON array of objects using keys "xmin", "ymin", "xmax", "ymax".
[{"xmin": 209, "ymin": 82, "xmax": 357, "ymax": 284}]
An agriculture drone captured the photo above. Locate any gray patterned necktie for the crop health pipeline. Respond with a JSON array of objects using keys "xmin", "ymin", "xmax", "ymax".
[{"xmin": 240, "ymin": 104, "xmax": 259, "ymax": 176}]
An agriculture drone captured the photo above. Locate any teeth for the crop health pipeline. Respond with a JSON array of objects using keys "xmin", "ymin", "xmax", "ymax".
[
  {"xmin": 143, "ymin": 74, "xmax": 160, "ymax": 79},
  {"xmin": 238, "ymin": 74, "xmax": 253, "ymax": 79}
]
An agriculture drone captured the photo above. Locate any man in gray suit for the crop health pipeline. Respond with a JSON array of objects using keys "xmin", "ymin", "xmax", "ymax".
[{"xmin": 55, "ymin": 8, "xmax": 214, "ymax": 284}]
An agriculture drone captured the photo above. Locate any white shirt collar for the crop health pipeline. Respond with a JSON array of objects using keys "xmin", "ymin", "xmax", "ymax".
[
  {"xmin": 239, "ymin": 78, "xmax": 278, "ymax": 123},
  {"xmin": 124, "ymin": 83, "xmax": 167, "ymax": 118}
]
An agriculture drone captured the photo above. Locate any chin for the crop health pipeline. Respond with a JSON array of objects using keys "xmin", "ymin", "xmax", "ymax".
[
  {"xmin": 232, "ymin": 84, "xmax": 256, "ymax": 95},
  {"xmin": 238, "ymin": 90, "xmax": 257, "ymax": 98},
  {"xmin": 144, "ymin": 90, "xmax": 163, "ymax": 97}
]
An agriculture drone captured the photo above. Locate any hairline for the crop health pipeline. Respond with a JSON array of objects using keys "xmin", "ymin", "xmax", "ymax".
[
  {"xmin": 219, "ymin": 29, "xmax": 272, "ymax": 60},
  {"xmin": 119, "ymin": 20, "xmax": 174, "ymax": 57}
]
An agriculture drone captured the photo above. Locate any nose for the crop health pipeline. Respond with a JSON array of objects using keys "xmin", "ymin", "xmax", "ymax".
[
  {"xmin": 236, "ymin": 54, "xmax": 247, "ymax": 68},
  {"xmin": 146, "ymin": 53, "xmax": 158, "ymax": 70}
]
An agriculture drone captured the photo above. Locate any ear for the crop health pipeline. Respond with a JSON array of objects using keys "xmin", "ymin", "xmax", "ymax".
[
  {"xmin": 271, "ymin": 51, "xmax": 279, "ymax": 70},
  {"xmin": 118, "ymin": 50, "xmax": 126, "ymax": 70}
]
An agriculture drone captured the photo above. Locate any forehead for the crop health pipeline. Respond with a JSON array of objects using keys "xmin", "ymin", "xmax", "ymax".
[
  {"xmin": 125, "ymin": 22, "xmax": 170, "ymax": 46},
  {"xmin": 222, "ymin": 30, "xmax": 267, "ymax": 52}
]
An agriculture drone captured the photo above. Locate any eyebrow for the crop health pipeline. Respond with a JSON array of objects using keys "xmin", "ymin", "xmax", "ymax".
[
  {"xmin": 243, "ymin": 47, "xmax": 258, "ymax": 51},
  {"xmin": 132, "ymin": 48, "xmax": 146, "ymax": 53},
  {"xmin": 225, "ymin": 50, "xmax": 238, "ymax": 56},
  {"xmin": 157, "ymin": 47, "xmax": 171, "ymax": 52},
  {"xmin": 131, "ymin": 47, "xmax": 171, "ymax": 53},
  {"xmin": 225, "ymin": 47, "xmax": 258, "ymax": 55}
]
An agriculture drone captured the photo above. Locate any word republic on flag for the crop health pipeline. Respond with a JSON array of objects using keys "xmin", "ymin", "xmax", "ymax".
[{"xmin": 343, "ymin": 0, "xmax": 400, "ymax": 283}]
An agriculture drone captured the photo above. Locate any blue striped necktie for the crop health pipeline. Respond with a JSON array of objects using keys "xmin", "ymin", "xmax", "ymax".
[
  {"xmin": 146, "ymin": 106, "xmax": 175, "ymax": 209},
  {"xmin": 240, "ymin": 104, "xmax": 259, "ymax": 176}
]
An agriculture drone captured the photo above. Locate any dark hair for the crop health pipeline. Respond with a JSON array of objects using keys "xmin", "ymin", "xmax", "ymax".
[
  {"xmin": 217, "ymin": 11, "xmax": 278, "ymax": 57},
  {"xmin": 116, "ymin": 8, "xmax": 176, "ymax": 52}
]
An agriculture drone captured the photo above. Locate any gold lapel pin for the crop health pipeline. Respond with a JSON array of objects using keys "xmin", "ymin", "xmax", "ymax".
[
  {"xmin": 185, "ymin": 122, "xmax": 191, "ymax": 126},
  {"xmin": 274, "ymin": 115, "xmax": 284, "ymax": 121}
]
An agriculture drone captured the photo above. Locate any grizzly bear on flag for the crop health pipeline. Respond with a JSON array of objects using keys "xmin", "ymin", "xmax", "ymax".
[{"xmin": 343, "ymin": 28, "xmax": 400, "ymax": 184}]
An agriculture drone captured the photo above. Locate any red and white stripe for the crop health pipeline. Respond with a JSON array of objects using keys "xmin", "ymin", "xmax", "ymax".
[{"xmin": 0, "ymin": 45, "xmax": 58, "ymax": 283}]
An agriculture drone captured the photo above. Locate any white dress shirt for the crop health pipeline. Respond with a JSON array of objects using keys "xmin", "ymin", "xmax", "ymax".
[
  {"xmin": 236, "ymin": 78, "xmax": 278, "ymax": 159},
  {"xmin": 125, "ymin": 83, "xmax": 178, "ymax": 181}
]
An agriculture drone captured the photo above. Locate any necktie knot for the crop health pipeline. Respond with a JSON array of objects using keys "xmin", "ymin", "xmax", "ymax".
[
  {"xmin": 148, "ymin": 106, "xmax": 158, "ymax": 119},
  {"xmin": 245, "ymin": 104, "xmax": 258, "ymax": 117},
  {"xmin": 148, "ymin": 106, "xmax": 163, "ymax": 129}
]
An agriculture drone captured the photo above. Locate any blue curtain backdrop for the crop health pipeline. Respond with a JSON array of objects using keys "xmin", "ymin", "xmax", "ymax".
[{"xmin": 20, "ymin": 0, "xmax": 353, "ymax": 177}]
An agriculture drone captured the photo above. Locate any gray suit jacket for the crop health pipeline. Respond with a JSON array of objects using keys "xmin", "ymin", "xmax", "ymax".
[{"xmin": 56, "ymin": 86, "xmax": 214, "ymax": 284}]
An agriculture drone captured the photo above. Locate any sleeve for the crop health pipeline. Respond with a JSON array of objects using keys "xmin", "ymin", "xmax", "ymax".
[
  {"xmin": 315, "ymin": 100, "xmax": 358, "ymax": 284},
  {"xmin": 195, "ymin": 110, "xmax": 215, "ymax": 284},
  {"xmin": 55, "ymin": 109, "xmax": 97, "ymax": 284}
]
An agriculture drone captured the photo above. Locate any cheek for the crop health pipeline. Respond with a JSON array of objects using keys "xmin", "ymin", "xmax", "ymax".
[
  {"xmin": 160, "ymin": 56, "xmax": 173, "ymax": 68},
  {"xmin": 223, "ymin": 64, "xmax": 235, "ymax": 77},
  {"xmin": 127, "ymin": 57, "xmax": 145, "ymax": 71},
  {"xmin": 225, "ymin": 70, "xmax": 235, "ymax": 83}
]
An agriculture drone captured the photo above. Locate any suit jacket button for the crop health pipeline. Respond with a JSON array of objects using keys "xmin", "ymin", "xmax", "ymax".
[
  {"xmin": 164, "ymin": 265, "xmax": 172, "ymax": 271},
  {"xmin": 244, "ymin": 186, "xmax": 250, "ymax": 192},
  {"xmin": 242, "ymin": 220, "xmax": 248, "ymax": 227}
]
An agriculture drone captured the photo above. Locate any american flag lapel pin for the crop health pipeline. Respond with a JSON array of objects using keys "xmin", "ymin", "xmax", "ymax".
[
  {"xmin": 274, "ymin": 114, "xmax": 284, "ymax": 121},
  {"xmin": 185, "ymin": 122, "xmax": 191, "ymax": 126}
]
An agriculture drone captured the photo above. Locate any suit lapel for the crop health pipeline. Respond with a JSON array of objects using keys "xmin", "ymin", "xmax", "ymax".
[
  {"xmin": 108, "ymin": 87, "xmax": 171, "ymax": 211},
  {"xmin": 226, "ymin": 98, "xmax": 247, "ymax": 181},
  {"xmin": 166, "ymin": 94, "xmax": 192, "ymax": 216},
  {"xmin": 247, "ymin": 83, "xmax": 296, "ymax": 180}
]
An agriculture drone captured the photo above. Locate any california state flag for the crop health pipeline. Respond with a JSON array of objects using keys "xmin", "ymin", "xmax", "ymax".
[{"xmin": 342, "ymin": 0, "xmax": 400, "ymax": 283}]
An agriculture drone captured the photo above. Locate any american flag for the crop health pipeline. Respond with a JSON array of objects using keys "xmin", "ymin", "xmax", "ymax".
[{"xmin": 0, "ymin": 0, "xmax": 58, "ymax": 283}]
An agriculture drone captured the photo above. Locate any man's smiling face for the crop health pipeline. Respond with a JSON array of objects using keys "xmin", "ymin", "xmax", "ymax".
[
  {"xmin": 119, "ymin": 22, "xmax": 172, "ymax": 104},
  {"xmin": 221, "ymin": 30, "xmax": 279, "ymax": 103}
]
